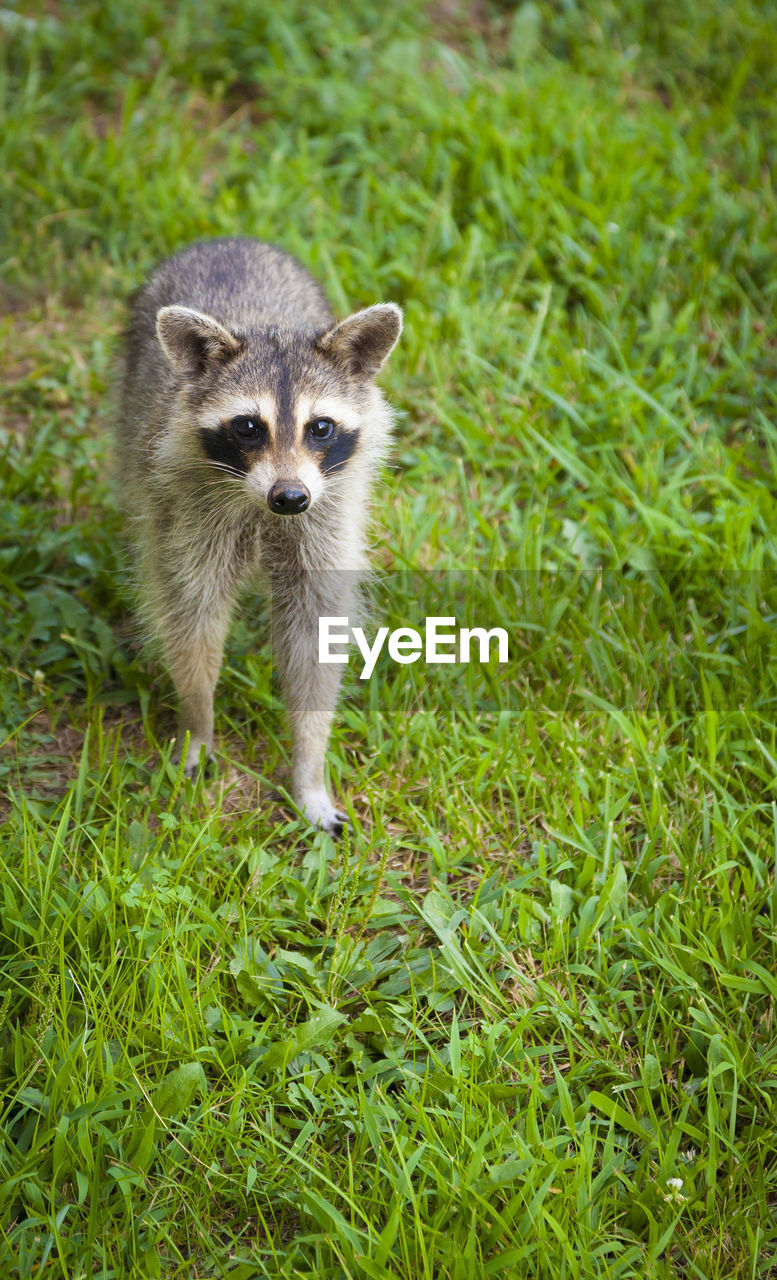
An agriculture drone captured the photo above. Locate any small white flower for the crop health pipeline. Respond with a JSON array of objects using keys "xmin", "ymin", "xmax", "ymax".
[{"xmin": 664, "ymin": 1176, "xmax": 687, "ymax": 1205}]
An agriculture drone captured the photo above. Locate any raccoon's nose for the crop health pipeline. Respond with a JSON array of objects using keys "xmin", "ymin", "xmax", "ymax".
[{"xmin": 267, "ymin": 480, "xmax": 311, "ymax": 515}]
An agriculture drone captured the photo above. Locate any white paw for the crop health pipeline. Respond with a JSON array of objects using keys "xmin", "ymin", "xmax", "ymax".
[
  {"xmin": 172, "ymin": 737, "xmax": 213, "ymax": 777},
  {"xmin": 300, "ymin": 790, "xmax": 349, "ymax": 838}
]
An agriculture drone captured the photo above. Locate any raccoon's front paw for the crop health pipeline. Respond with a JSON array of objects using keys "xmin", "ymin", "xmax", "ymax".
[
  {"xmin": 300, "ymin": 791, "xmax": 349, "ymax": 838},
  {"xmin": 172, "ymin": 737, "xmax": 214, "ymax": 777}
]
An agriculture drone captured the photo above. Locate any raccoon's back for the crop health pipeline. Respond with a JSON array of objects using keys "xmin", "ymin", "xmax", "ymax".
[{"xmin": 129, "ymin": 238, "xmax": 333, "ymax": 337}]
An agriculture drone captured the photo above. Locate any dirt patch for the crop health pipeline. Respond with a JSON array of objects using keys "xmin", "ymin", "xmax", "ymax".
[
  {"xmin": 0, "ymin": 703, "xmax": 148, "ymax": 820},
  {"xmin": 427, "ymin": 0, "xmax": 511, "ymax": 58}
]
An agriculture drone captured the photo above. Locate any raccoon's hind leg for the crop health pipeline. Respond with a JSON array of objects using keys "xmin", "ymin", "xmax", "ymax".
[{"xmin": 271, "ymin": 572, "xmax": 353, "ymax": 837}]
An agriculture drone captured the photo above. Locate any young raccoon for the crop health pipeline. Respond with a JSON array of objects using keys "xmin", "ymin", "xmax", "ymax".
[{"xmin": 117, "ymin": 237, "xmax": 402, "ymax": 836}]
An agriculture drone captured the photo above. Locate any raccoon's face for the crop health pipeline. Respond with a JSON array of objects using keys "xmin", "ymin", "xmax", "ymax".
[{"xmin": 155, "ymin": 304, "xmax": 402, "ymax": 515}]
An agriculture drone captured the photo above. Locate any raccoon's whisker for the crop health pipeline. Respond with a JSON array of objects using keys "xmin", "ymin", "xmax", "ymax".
[
  {"xmin": 310, "ymin": 491, "xmax": 336, "ymax": 512},
  {"xmin": 193, "ymin": 465, "xmax": 245, "ymax": 487},
  {"xmin": 314, "ymin": 487, "xmax": 343, "ymax": 509},
  {"xmin": 201, "ymin": 459, "xmax": 246, "ymax": 481},
  {"xmin": 173, "ymin": 502, "xmax": 250, "ymax": 537},
  {"xmin": 184, "ymin": 477, "xmax": 248, "ymax": 505},
  {"xmin": 184, "ymin": 469, "xmax": 252, "ymax": 501},
  {"xmin": 175, "ymin": 497, "xmax": 245, "ymax": 528},
  {"xmin": 170, "ymin": 491, "xmax": 253, "ymax": 540}
]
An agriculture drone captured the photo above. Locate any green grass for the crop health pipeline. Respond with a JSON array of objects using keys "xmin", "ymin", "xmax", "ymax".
[{"xmin": 2, "ymin": 1, "xmax": 777, "ymax": 1275}]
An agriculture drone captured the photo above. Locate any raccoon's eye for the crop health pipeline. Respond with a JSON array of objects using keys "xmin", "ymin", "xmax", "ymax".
[
  {"xmin": 308, "ymin": 417, "xmax": 335, "ymax": 441},
  {"xmin": 230, "ymin": 415, "xmax": 263, "ymax": 441}
]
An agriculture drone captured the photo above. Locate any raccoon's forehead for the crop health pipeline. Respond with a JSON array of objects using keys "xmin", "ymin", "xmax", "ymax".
[
  {"xmin": 229, "ymin": 334, "xmax": 349, "ymax": 396},
  {"xmin": 186, "ymin": 330, "xmax": 368, "ymax": 431},
  {"xmin": 230, "ymin": 332, "xmax": 345, "ymax": 386}
]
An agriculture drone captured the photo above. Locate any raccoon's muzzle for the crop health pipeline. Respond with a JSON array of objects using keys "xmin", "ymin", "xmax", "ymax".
[{"xmin": 267, "ymin": 479, "xmax": 311, "ymax": 515}]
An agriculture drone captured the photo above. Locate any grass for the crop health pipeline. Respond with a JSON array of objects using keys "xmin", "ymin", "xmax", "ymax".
[{"xmin": 2, "ymin": 0, "xmax": 777, "ymax": 1275}]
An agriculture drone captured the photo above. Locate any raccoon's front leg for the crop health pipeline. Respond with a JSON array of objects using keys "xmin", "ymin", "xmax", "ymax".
[
  {"xmin": 161, "ymin": 603, "xmax": 233, "ymax": 776},
  {"xmin": 272, "ymin": 581, "xmax": 351, "ymax": 837}
]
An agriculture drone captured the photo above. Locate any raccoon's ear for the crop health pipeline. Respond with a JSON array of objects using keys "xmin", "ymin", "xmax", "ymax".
[
  {"xmin": 156, "ymin": 305, "xmax": 243, "ymax": 378},
  {"xmin": 317, "ymin": 303, "xmax": 402, "ymax": 378}
]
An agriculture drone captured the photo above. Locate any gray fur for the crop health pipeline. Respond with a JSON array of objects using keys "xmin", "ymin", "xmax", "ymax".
[
  {"xmin": 116, "ymin": 237, "xmax": 402, "ymax": 836},
  {"xmin": 318, "ymin": 304, "xmax": 403, "ymax": 377}
]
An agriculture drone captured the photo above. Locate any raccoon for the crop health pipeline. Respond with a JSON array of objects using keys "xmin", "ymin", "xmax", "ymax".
[{"xmin": 116, "ymin": 237, "xmax": 402, "ymax": 836}]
